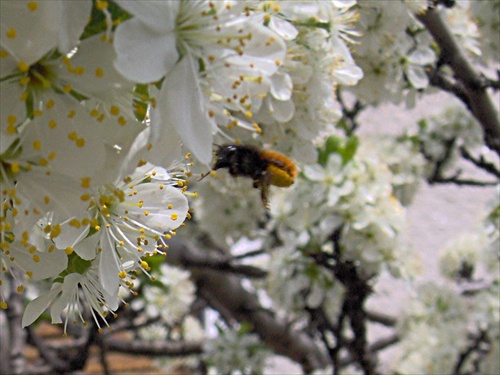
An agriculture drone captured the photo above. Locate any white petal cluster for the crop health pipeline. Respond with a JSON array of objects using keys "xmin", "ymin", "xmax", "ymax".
[
  {"xmin": 203, "ymin": 327, "xmax": 271, "ymax": 375},
  {"xmin": 113, "ymin": 0, "xmax": 286, "ymax": 165},
  {"xmin": 349, "ymin": 1, "xmax": 436, "ymax": 106},
  {"xmin": 0, "ymin": 1, "xmax": 190, "ymax": 325},
  {"xmin": 469, "ymin": 0, "xmax": 500, "ymax": 63},
  {"xmin": 143, "ymin": 264, "xmax": 196, "ymax": 325},
  {"xmin": 266, "ymin": 239, "xmax": 344, "ymax": 319},
  {"xmin": 359, "ymin": 136, "xmax": 426, "ymax": 206},
  {"xmin": 418, "ymin": 102, "xmax": 485, "ymax": 174},
  {"xmin": 272, "ymin": 143, "xmax": 411, "ymax": 277}
]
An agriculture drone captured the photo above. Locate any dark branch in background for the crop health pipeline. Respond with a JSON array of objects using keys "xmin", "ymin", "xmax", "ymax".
[
  {"xmin": 452, "ymin": 329, "xmax": 489, "ymax": 375},
  {"xmin": 366, "ymin": 310, "xmax": 397, "ymax": 327},
  {"xmin": 336, "ymin": 87, "xmax": 365, "ymax": 135},
  {"xmin": 26, "ymin": 321, "xmax": 96, "ymax": 374},
  {"xmin": 105, "ymin": 337, "xmax": 203, "ymax": 356},
  {"xmin": 165, "ymin": 237, "xmax": 330, "ymax": 372},
  {"xmin": 417, "ymin": 7, "xmax": 500, "ymax": 156},
  {"xmin": 179, "ymin": 232, "xmax": 268, "ymax": 279},
  {"xmin": 5, "ymin": 271, "xmax": 27, "ymax": 375},
  {"xmin": 332, "ymin": 243, "xmax": 374, "ymax": 367},
  {"xmin": 310, "ymin": 226, "xmax": 379, "ymax": 374},
  {"xmin": 421, "ymin": 138, "xmax": 499, "ymax": 187},
  {"xmin": 339, "ymin": 333, "xmax": 400, "ymax": 368},
  {"xmin": 460, "ymin": 146, "xmax": 500, "ymax": 178}
]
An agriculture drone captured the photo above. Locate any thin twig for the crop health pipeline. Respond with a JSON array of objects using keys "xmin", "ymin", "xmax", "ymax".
[
  {"xmin": 452, "ymin": 329, "xmax": 488, "ymax": 375},
  {"xmin": 460, "ymin": 147, "xmax": 500, "ymax": 178}
]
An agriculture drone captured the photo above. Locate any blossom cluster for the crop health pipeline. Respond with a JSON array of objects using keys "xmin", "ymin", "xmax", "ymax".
[
  {"xmin": 394, "ymin": 197, "xmax": 500, "ymax": 374},
  {"xmin": 203, "ymin": 324, "xmax": 271, "ymax": 375},
  {"xmin": 1, "ymin": 1, "xmax": 498, "ymax": 373}
]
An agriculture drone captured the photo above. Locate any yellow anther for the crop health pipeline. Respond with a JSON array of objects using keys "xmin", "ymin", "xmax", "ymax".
[
  {"xmin": 6, "ymin": 28, "xmax": 17, "ymax": 39},
  {"xmin": 81, "ymin": 177, "xmax": 91, "ymax": 188},
  {"xmin": 32, "ymin": 140, "xmax": 42, "ymax": 151},
  {"xmin": 10, "ymin": 162, "xmax": 20, "ymax": 174},
  {"xmin": 75, "ymin": 138, "xmax": 85, "ymax": 147},
  {"xmin": 27, "ymin": 1, "xmax": 38, "ymax": 11},
  {"xmin": 81, "ymin": 193, "xmax": 91, "ymax": 201},
  {"xmin": 17, "ymin": 60, "xmax": 29, "ymax": 72},
  {"xmin": 110, "ymin": 105, "xmax": 120, "ymax": 116}
]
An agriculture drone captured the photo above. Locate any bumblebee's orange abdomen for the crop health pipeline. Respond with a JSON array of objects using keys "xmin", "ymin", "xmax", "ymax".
[{"xmin": 260, "ymin": 150, "xmax": 297, "ymax": 187}]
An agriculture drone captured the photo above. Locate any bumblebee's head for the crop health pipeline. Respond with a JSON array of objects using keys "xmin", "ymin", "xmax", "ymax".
[{"xmin": 213, "ymin": 144, "xmax": 238, "ymax": 170}]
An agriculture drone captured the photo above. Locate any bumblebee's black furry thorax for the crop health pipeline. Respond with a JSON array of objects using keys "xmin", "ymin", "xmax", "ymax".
[{"xmin": 213, "ymin": 145, "xmax": 269, "ymax": 181}]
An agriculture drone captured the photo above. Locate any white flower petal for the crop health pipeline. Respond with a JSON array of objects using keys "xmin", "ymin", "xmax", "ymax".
[
  {"xmin": 159, "ymin": 54, "xmax": 213, "ymax": 165},
  {"xmin": 269, "ymin": 16, "xmax": 299, "ymax": 40},
  {"xmin": 99, "ymin": 231, "xmax": 121, "ymax": 298},
  {"xmin": 270, "ymin": 72, "xmax": 293, "ymax": 101},
  {"xmin": 304, "ymin": 165, "xmax": 325, "ymax": 181},
  {"xmin": 114, "ymin": 0, "xmax": 178, "ymax": 34},
  {"xmin": 53, "ymin": 219, "xmax": 90, "ymax": 250},
  {"xmin": 7, "ymin": 243, "xmax": 68, "ymax": 280},
  {"xmin": 146, "ymin": 106, "xmax": 183, "ymax": 168},
  {"xmin": 267, "ymin": 96, "xmax": 295, "ymax": 123},
  {"xmin": 73, "ymin": 234, "xmax": 99, "ymax": 261},
  {"xmin": 114, "ymin": 17, "xmax": 178, "ymax": 83},
  {"xmin": 50, "ymin": 273, "xmax": 81, "ymax": 323},
  {"xmin": 133, "ymin": 184, "xmax": 189, "ymax": 231},
  {"xmin": 22, "ymin": 285, "xmax": 62, "ymax": 327},
  {"xmin": 0, "ymin": 0, "xmax": 62, "ymax": 65},
  {"xmin": 58, "ymin": 1, "xmax": 92, "ymax": 54},
  {"xmin": 407, "ymin": 65, "xmax": 429, "ymax": 89},
  {"xmin": 408, "ymin": 47, "xmax": 436, "ymax": 65},
  {"xmin": 226, "ymin": 19, "xmax": 286, "ymax": 75},
  {"xmin": 0, "ymin": 80, "xmax": 26, "ymax": 153},
  {"xmin": 57, "ymin": 33, "xmax": 135, "ymax": 102}
]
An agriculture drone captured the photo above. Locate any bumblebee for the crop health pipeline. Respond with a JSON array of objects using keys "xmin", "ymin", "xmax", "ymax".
[{"xmin": 199, "ymin": 144, "xmax": 297, "ymax": 208}]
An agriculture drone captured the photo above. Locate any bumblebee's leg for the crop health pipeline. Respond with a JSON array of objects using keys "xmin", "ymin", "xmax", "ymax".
[
  {"xmin": 260, "ymin": 183, "xmax": 270, "ymax": 209},
  {"xmin": 198, "ymin": 171, "xmax": 210, "ymax": 181},
  {"xmin": 258, "ymin": 173, "xmax": 271, "ymax": 209}
]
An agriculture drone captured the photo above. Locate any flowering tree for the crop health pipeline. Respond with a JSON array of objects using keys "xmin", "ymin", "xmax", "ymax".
[{"xmin": 0, "ymin": 1, "xmax": 498, "ymax": 374}]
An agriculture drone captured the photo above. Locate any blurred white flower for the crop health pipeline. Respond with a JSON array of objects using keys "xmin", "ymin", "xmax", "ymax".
[
  {"xmin": 439, "ymin": 231, "xmax": 486, "ymax": 280},
  {"xmin": 144, "ymin": 264, "xmax": 196, "ymax": 324},
  {"xmin": 204, "ymin": 326, "xmax": 271, "ymax": 375}
]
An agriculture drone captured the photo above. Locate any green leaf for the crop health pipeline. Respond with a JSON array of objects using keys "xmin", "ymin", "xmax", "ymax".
[
  {"xmin": 238, "ymin": 322, "xmax": 254, "ymax": 335},
  {"xmin": 340, "ymin": 136, "xmax": 359, "ymax": 164},
  {"xmin": 317, "ymin": 135, "xmax": 358, "ymax": 166},
  {"xmin": 81, "ymin": 1, "xmax": 131, "ymax": 40}
]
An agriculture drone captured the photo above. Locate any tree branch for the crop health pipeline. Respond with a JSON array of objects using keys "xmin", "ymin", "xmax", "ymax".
[
  {"xmin": 165, "ymin": 237, "xmax": 331, "ymax": 372},
  {"xmin": 417, "ymin": 7, "xmax": 500, "ymax": 156},
  {"xmin": 105, "ymin": 337, "xmax": 203, "ymax": 356},
  {"xmin": 5, "ymin": 271, "xmax": 27, "ymax": 375},
  {"xmin": 329, "ymin": 227, "xmax": 378, "ymax": 374},
  {"xmin": 165, "ymin": 237, "xmax": 267, "ymax": 278},
  {"xmin": 460, "ymin": 146, "xmax": 500, "ymax": 178}
]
